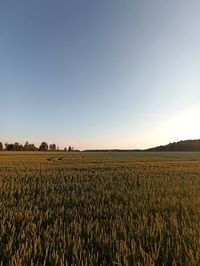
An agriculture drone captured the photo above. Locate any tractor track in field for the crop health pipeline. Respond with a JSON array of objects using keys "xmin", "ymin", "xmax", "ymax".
[
  {"xmin": 46, "ymin": 155, "xmax": 67, "ymax": 162},
  {"xmin": 46, "ymin": 156, "xmax": 58, "ymax": 161}
]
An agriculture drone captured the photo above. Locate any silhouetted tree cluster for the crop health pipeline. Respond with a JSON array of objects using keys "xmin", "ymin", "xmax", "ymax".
[
  {"xmin": 64, "ymin": 146, "xmax": 74, "ymax": 152},
  {"xmin": 4, "ymin": 141, "xmax": 37, "ymax": 151},
  {"xmin": 49, "ymin": 143, "xmax": 56, "ymax": 151},
  {"xmin": 0, "ymin": 141, "xmax": 77, "ymax": 152},
  {"xmin": 23, "ymin": 141, "xmax": 37, "ymax": 151}
]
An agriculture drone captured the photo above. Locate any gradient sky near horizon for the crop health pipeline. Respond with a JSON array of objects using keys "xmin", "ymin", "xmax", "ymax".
[{"xmin": 1, "ymin": 0, "xmax": 200, "ymax": 150}]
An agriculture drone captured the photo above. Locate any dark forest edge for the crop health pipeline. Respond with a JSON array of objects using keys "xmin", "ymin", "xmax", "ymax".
[
  {"xmin": 1, "ymin": 139, "xmax": 200, "ymax": 152},
  {"xmin": 145, "ymin": 139, "xmax": 200, "ymax": 152}
]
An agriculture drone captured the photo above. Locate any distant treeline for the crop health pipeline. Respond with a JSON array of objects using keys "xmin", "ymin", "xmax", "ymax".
[
  {"xmin": 0, "ymin": 141, "xmax": 79, "ymax": 152},
  {"xmin": 146, "ymin": 139, "xmax": 200, "ymax": 152},
  {"xmin": 83, "ymin": 149, "xmax": 141, "ymax": 152},
  {"xmin": 1, "ymin": 139, "xmax": 200, "ymax": 152}
]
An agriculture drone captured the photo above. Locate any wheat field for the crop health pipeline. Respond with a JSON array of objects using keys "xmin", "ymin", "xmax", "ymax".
[{"xmin": 0, "ymin": 152, "xmax": 200, "ymax": 265}]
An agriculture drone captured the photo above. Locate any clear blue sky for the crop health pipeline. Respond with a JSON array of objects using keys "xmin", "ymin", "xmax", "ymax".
[{"xmin": 1, "ymin": 0, "xmax": 200, "ymax": 149}]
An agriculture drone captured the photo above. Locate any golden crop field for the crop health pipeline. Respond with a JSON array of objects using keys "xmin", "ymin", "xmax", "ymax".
[{"xmin": 1, "ymin": 151, "xmax": 200, "ymax": 265}]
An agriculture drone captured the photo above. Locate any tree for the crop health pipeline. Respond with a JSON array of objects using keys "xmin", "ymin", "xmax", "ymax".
[
  {"xmin": 28, "ymin": 144, "xmax": 37, "ymax": 151},
  {"xmin": 39, "ymin": 142, "xmax": 48, "ymax": 151},
  {"xmin": 13, "ymin": 142, "xmax": 20, "ymax": 151},
  {"xmin": 19, "ymin": 144, "xmax": 24, "ymax": 151},
  {"xmin": 5, "ymin": 143, "xmax": 14, "ymax": 151},
  {"xmin": 0, "ymin": 142, "xmax": 3, "ymax": 151},
  {"xmin": 49, "ymin": 144, "xmax": 56, "ymax": 151},
  {"xmin": 24, "ymin": 141, "xmax": 37, "ymax": 151},
  {"xmin": 68, "ymin": 146, "xmax": 72, "ymax": 152},
  {"xmin": 24, "ymin": 141, "xmax": 29, "ymax": 151}
]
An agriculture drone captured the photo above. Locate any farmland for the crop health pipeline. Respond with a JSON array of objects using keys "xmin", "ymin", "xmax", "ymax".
[{"xmin": 1, "ymin": 152, "xmax": 200, "ymax": 265}]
